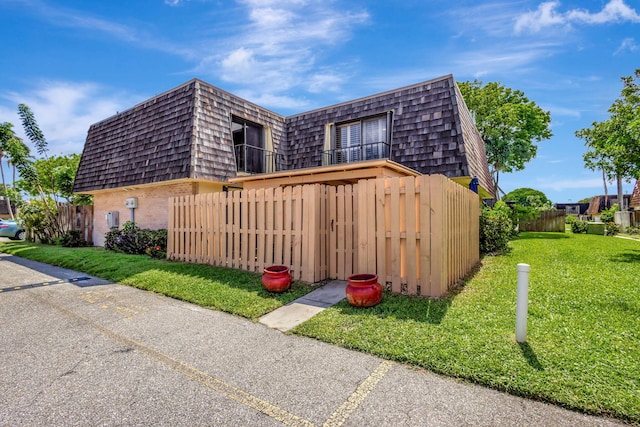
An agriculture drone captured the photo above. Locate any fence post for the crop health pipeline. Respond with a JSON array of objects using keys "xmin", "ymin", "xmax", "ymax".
[{"xmin": 516, "ymin": 263, "xmax": 530, "ymax": 343}]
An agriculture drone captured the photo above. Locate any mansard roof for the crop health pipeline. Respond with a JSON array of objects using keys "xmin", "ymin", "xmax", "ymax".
[{"xmin": 73, "ymin": 75, "xmax": 494, "ymax": 198}]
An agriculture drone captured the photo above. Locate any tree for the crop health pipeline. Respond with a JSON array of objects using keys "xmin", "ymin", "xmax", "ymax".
[
  {"xmin": 576, "ymin": 69, "xmax": 640, "ymax": 210},
  {"xmin": 13, "ymin": 104, "xmax": 91, "ymax": 241},
  {"xmin": 458, "ymin": 80, "xmax": 553, "ymax": 197},
  {"xmin": 576, "ymin": 121, "xmax": 613, "ymax": 209},
  {"xmin": 17, "ymin": 154, "xmax": 83, "ymax": 203},
  {"xmin": 16, "ymin": 104, "xmax": 64, "ymax": 241},
  {"xmin": 503, "ymin": 187, "xmax": 551, "ymax": 208},
  {"xmin": 0, "ymin": 122, "xmax": 29, "ymax": 220}
]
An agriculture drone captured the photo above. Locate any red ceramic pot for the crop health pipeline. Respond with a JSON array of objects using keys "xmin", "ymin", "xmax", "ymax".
[
  {"xmin": 346, "ymin": 274, "xmax": 383, "ymax": 307},
  {"xmin": 262, "ymin": 265, "xmax": 291, "ymax": 293}
]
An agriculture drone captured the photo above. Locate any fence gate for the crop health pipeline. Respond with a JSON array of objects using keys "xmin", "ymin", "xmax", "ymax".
[{"xmin": 325, "ymin": 184, "xmax": 358, "ymax": 281}]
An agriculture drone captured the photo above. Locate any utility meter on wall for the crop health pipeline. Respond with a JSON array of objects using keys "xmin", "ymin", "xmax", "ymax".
[{"xmin": 125, "ymin": 197, "xmax": 138, "ymax": 209}]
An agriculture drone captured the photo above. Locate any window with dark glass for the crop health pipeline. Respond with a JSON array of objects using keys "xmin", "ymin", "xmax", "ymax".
[
  {"xmin": 232, "ymin": 116, "xmax": 263, "ymax": 173},
  {"xmin": 330, "ymin": 113, "xmax": 392, "ymax": 164}
]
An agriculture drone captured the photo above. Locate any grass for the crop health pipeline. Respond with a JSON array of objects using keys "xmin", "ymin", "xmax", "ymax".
[
  {"xmin": 293, "ymin": 232, "xmax": 640, "ymax": 424},
  {"xmin": 1, "ymin": 233, "xmax": 638, "ymax": 423},
  {"xmin": 0, "ymin": 242, "xmax": 312, "ymax": 319}
]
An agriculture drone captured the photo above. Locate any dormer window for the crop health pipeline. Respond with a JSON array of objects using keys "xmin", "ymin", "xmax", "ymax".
[
  {"xmin": 325, "ymin": 112, "xmax": 392, "ymax": 165},
  {"xmin": 232, "ymin": 116, "xmax": 264, "ymax": 174}
]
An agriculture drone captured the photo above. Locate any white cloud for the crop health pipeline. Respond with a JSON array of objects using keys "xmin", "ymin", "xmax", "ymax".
[
  {"xmin": 14, "ymin": 0, "xmax": 196, "ymax": 58},
  {"xmin": 207, "ymin": 0, "xmax": 369, "ymax": 107},
  {"xmin": 453, "ymin": 42, "xmax": 559, "ymax": 78},
  {"xmin": 615, "ymin": 37, "xmax": 638, "ymax": 54},
  {"xmin": 307, "ymin": 72, "xmax": 345, "ymax": 94},
  {"xmin": 220, "ymin": 47, "xmax": 258, "ymax": 81},
  {"xmin": 233, "ymin": 90, "xmax": 310, "ymax": 110},
  {"xmin": 547, "ymin": 105, "xmax": 581, "ymax": 119},
  {"xmin": 10, "ymin": 0, "xmax": 369, "ymax": 110},
  {"xmin": 566, "ymin": 0, "xmax": 640, "ymax": 24},
  {"xmin": 515, "ymin": 1, "xmax": 566, "ymax": 33},
  {"xmin": 0, "ymin": 81, "xmax": 142, "ymax": 156},
  {"xmin": 536, "ymin": 177, "xmax": 611, "ymax": 191},
  {"xmin": 515, "ymin": 0, "xmax": 640, "ymax": 33}
]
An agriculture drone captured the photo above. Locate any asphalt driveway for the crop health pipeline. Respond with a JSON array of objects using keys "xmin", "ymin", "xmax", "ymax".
[{"xmin": 0, "ymin": 253, "xmax": 625, "ymax": 426}]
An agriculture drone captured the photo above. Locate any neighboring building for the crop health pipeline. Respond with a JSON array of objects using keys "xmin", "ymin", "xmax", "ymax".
[
  {"xmin": 585, "ymin": 194, "xmax": 632, "ymax": 218},
  {"xmin": 0, "ymin": 197, "xmax": 16, "ymax": 218},
  {"xmin": 554, "ymin": 202, "xmax": 589, "ymax": 216},
  {"xmin": 73, "ymin": 75, "xmax": 494, "ymax": 246},
  {"xmin": 630, "ymin": 180, "xmax": 640, "ymax": 210}
]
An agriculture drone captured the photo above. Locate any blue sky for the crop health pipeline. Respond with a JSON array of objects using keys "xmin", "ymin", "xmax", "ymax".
[{"xmin": 1, "ymin": 0, "xmax": 639, "ymax": 203}]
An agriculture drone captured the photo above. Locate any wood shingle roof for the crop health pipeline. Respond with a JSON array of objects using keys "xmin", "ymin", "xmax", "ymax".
[
  {"xmin": 283, "ymin": 75, "xmax": 492, "ymax": 194},
  {"xmin": 73, "ymin": 79, "xmax": 286, "ymax": 192},
  {"xmin": 73, "ymin": 81, "xmax": 196, "ymax": 192},
  {"xmin": 631, "ymin": 180, "xmax": 640, "ymax": 209},
  {"xmin": 73, "ymin": 75, "xmax": 494, "ymax": 197}
]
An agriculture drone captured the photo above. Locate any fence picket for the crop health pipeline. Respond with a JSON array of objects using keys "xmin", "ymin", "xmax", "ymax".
[
  {"xmin": 291, "ymin": 186, "xmax": 302, "ymax": 279},
  {"xmin": 283, "ymin": 186, "xmax": 292, "ymax": 268},
  {"xmin": 375, "ymin": 179, "xmax": 386, "ymax": 288},
  {"xmin": 404, "ymin": 176, "xmax": 417, "ymax": 294},
  {"xmin": 389, "ymin": 178, "xmax": 401, "ymax": 292},
  {"xmin": 274, "ymin": 187, "xmax": 283, "ymax": 266}
]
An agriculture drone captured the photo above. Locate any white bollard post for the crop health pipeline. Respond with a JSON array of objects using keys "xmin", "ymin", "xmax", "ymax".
[{"xmin": 516, "ymin": 263, "xmax": 530, "ymax": 343}]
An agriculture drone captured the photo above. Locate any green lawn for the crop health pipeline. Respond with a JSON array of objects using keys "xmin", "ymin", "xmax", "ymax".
[
  {"xmin": 294, "ymin": 233, "xmax": 640, "ymax": 423},
  {"xmin": 0, "ymin": 242, "xmax": 312, "ymax": 319},
  {"xmin": 1, "ymin": 233, "xmax": 638, "ymax": 423}
]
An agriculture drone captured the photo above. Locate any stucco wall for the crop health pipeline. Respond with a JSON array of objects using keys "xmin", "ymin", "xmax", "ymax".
[{"xmin": 92, "ymin": 182, "xmax": 200, "ymax": 246}]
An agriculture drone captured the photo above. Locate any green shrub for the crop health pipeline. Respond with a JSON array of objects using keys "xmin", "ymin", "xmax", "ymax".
[
  {"xmin": 600, "ymin": 204, "xmax": 618, "ymax": 223},
  {"xmin": 605, "ymin": 222, "xmax": 620, "ymax": 236},
  {"xmin": 18, "ymin": 199, "xmax": 58, "ymax": 244},
  {"xmin": 626, "ymin": 225, "xmax": 640, "ymax": 235},
  {"xmin": 145, "ymin": 229, "xmax": 168, "ymax": 259},
  {"xmin": 571, "ymin": 220, "xmax": 588, "ymax": 234},
  {"xmin": 60, "ymin": 230, "xmax": 88, "ymax": 247},
  {"xmin": 480, "ymin": 201, "xmax": 514, "ymax": 254},
  {"xmin": 105, "ymin": 221, "xmax": 167, "ymax": 258},
  {"xmin": 565, "ymin": 215, "xmax": 577, "ymax": 224}
]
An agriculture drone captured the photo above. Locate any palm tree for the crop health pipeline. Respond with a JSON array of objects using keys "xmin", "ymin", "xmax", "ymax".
[{"xmin": 0, "ymin": 122, "xmax": 19, "ymax": 220}]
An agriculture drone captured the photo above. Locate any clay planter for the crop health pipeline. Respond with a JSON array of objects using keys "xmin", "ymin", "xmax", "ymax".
[
  {"xmin": 262, "ymin": 265, "xmax": 291, "ymax": 293},
  {"xmin": 345, "ymin": 274, "xmax": 383, "ymax": 307}
]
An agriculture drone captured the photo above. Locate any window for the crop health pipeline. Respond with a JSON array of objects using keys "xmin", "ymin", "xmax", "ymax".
[
  {"xmin": 330, "ymin": 113, "xmax": 392, "ymax": 164},
  {"xmin": 232, "ymin": 116, "xmax": 263, "ymax": 173}
]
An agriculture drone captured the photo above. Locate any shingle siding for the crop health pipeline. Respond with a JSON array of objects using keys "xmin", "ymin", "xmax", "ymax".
[
  {"xmin": 73, "ymin": 79, "xmax": 286, "ymax": 192},
  {"xmin": 191, "ymin": 81, "xmax": 286, "ymax": 182},
  {"xmin": 73, "ymin": 81, "xmax": 197, "ymax": 192},
  {"xmin": 284, "ymin": 75, "xmax": 493, "ymax": 194},
  {"xmin": 74, "ymin": 75, "xmax": 494, "ymax": 198}
]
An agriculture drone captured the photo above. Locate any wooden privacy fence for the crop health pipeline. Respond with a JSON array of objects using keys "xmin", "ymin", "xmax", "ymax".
[
  {"xmin": 169, "ymin": 184, "xmax": 326, "ymax": 283},
  {"xmin": 168, "ymin": 174, "xmax": 480, "ymax": 297},
  {"xmin": 519, "ymin": 210, "xmax": 566, "ymax": 232},
  {"xmin": 26, "ymin": 203, "xmax": 94, "ymax": 243},
  {"xmin": 57, "ymin": 203, "xmax": 94, "ymax": 244}
]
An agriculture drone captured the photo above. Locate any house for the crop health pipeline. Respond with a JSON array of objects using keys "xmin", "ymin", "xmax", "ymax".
[
  {"xmin": 629, "ymin": 180, "xmax": 640, "ymax": 224},
  {"xmin": 631, "ymin": 180, "xmax": 640, "ymax": 209},
  {"xmin": 73, "ymin": 74, "xmax": 494, "ymax": 246},
  {"xmin": 554, "ymin": 202, "xmax": 589, "ymax": 217},
  {"xmin": 0, "ymin": 197, "xmax": 16, "ymax": 218},
  {"xmin": 585, "ymin": 194, "xmax": 631, "ymax": 218}
]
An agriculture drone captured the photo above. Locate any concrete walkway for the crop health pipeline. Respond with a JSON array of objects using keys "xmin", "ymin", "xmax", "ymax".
[
  {"xmin": 0, "ymin": 253, "xmax": 626, "ymax": 426},
  {"xmin": 259, "ymin": 280, "xmax": 347, "ymax": 332}
]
